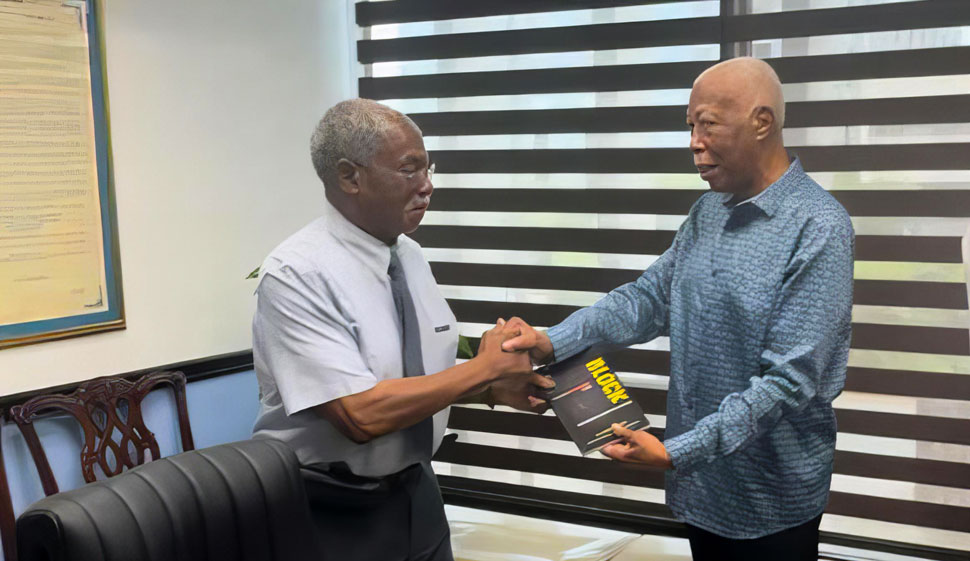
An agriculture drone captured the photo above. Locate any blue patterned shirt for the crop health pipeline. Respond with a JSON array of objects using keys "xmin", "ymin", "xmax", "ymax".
[{"xmin": 548, "ymin": 158, "xmax": 854, "ymax": 538}]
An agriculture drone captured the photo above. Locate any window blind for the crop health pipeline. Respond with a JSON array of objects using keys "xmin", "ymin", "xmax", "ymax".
[{"xmin": 356, "ymin": 1, "xmax": 970, "ymax": 558}]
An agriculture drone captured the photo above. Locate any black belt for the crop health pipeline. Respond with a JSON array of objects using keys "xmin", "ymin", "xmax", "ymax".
[{"xmin": 303, "ymin": 461, "xmax": 424, "ymax": 494}]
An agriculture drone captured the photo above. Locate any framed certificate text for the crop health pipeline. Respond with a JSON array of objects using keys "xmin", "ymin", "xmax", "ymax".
[{"xmin": 0, "ymin": 0, "xmax": 123, "ymax": 349}]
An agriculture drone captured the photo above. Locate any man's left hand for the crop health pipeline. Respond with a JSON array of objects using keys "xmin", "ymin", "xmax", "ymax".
[
  {"xmin": 489, "ymin": 372, "xmax": 554, "ymax": 414},
  {"xmin": 601, "ymin": 423, "xmax": 674, "ymax": 469},
  {"xmin": 476, "ymin": 318, "xmax": 554, "ymax": 414}
]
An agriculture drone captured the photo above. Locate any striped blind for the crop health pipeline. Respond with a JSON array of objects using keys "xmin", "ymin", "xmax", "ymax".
[{"xmin": 356, "ymin": 1, "xmax": 970, "ymax": 558}]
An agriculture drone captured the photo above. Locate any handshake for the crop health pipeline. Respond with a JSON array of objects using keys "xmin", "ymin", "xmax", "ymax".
[
  {"xmin": 471, "ymin": 316, "xmax": 555, "ymax": 414},
  {"xmin": 470, "ymin": 316, "xmax": 672, "ymax": 469}
]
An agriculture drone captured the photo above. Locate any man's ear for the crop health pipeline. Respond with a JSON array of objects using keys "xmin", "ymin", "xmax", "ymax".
[
  {"xmin": 753, "ymin": 106, "xmax": 776, "ymax": 140},
  {"xmin": 336, "ymin": 158, "xmax": 360, "ymax": 195}
]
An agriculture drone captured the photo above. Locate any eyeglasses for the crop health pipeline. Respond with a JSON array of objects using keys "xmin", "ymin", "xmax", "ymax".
[{"xmin": 353, "ymin": 161, "xmax": 435, "ymax": 182}]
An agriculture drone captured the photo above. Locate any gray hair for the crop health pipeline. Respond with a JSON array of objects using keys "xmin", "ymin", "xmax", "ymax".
[{"xmin": 310, "ymin": 98, "xmax": 420, "ymax": 190}]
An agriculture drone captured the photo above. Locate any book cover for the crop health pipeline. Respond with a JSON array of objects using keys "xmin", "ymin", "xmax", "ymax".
[{"xmin": 537, "ymin": 349, "xmax": 649, "ymax": 456}]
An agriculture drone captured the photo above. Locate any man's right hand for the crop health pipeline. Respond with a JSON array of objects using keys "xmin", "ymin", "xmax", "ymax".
[
  {"xmin": 500, "ymin": 316, "xmax": 554, "ymax": 365},
  {"xmin": 475, "ymin": 319, "xmax": 534, "ymax": 381},
  {"xmin": 476, "ymin": 318, "xmax": 554, "ymax": 413}
]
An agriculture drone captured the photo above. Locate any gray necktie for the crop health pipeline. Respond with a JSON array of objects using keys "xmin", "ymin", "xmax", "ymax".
[{"xmin": 388, "ymin": 248, "xmax": 433, "ymax": 458}]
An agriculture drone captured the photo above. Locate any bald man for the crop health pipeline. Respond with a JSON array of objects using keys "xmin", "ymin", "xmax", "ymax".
[{"xmin": 504, "ymin": 58, "xmax": 854, "ymax": 560}]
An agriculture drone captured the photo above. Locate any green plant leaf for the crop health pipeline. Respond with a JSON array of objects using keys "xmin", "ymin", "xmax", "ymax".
[
  {"xmin": 246, "ymin": 266, "xmax": 260, "ymax": 280},
  {"xmin": 457, "ymin": 334, "xmax": 475, "ymax": 360}
]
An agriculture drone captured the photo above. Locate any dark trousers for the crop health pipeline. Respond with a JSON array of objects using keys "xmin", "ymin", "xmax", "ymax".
[
  {"xmin": 686, "ymin": 514, "xmax": 823, "ymax": 561},
  {"xmin": 302, "ymin": 462, "xmax": 453, "ymax": 561}
]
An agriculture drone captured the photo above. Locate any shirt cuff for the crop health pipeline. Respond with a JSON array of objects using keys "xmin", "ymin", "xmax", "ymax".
[
  {"xmin": 664, "ymin": 426, "xmax": 713, "ymax": 472},
  {"xmin": 547, "ymin": 322, "xmax": 587, "ymax": 363}
]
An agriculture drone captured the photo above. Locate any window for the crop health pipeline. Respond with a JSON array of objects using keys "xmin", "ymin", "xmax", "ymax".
[{"xmin": 356, "ymin": 1, "xmax": 970, "ymax": 556}]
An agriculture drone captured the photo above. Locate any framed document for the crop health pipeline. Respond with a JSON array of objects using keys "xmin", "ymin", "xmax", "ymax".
[{"xmin": 0, "ymin": 0, "xmax": 123, "ymax": 349}]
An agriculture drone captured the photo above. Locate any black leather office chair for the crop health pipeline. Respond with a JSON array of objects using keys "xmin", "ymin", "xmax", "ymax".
[{"xmin": 16, "ymin": 439, "xmax": 323, "ymax": 561}]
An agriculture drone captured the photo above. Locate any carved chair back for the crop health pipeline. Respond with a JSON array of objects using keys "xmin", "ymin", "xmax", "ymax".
[
  {"xmin": 0, "ymin": 409, "xmax": 17, "ymax": 561},
  {"xmin": 9, "ymin": 370, "xmax": 194, "ymax": 497}
]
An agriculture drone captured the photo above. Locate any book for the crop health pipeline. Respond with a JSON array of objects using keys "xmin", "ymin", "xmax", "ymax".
[{"xmin": 537, "ymin": 349, "xmax": 649, "ymax": 456}]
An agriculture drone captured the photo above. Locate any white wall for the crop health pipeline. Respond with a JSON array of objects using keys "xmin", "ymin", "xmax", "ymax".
[{"xmin": 0, "ymin": 0, "xmax": 356, "ymax": 395}]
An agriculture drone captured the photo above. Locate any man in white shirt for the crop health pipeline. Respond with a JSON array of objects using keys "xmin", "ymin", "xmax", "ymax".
[{"xmin": 252, "ymin": 98, "xmax": 549, "ymax": 561}]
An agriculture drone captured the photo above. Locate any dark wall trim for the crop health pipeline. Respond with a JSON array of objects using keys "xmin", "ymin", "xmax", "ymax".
[
  {"xmin": 0, "ymin": 350, "xmax": 254, "ymax": 410},
  {"xmin": 175, "ymin": 350, "xmax": 254, "ymax": 383}
]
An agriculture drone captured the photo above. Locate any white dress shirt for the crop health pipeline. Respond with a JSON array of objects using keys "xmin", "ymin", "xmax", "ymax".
[{"xmin": 252, "ymin": 198, "xmax": 457, "ymax": 478}]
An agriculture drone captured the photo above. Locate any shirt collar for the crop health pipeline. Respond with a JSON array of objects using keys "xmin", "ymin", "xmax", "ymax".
[
  {"xmin": 322, "ymin": 196, "xmax": 398, "ymax": 279},
  {"xmin": 721, "ymin": 185, "xmax": 769, "ymax": 207},
  {"xmin": 721, "ymin": 157, "xmax": 804, "ymax": 218}
]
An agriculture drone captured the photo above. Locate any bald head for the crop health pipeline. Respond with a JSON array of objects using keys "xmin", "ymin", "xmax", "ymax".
[
  {"xmin": 686, "ymin": 57, "xmax": 792, "ymax": 198},
  {"xmin": 694, "ymin": 57, "xmax": 785, "ymax": 134}
]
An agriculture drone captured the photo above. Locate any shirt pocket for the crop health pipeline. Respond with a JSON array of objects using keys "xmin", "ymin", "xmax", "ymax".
[{"xmin": 416, "ymin": 293, "xmax": 459, "ymax": 373}]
